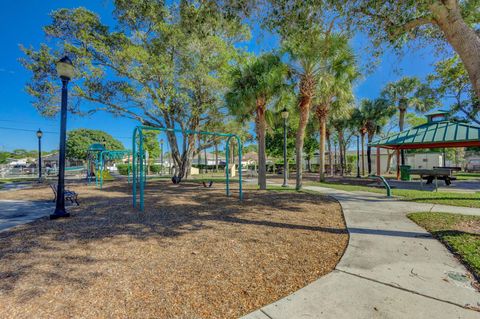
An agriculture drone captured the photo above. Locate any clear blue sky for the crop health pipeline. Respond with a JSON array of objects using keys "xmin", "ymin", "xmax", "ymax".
[{"xmin": 0, "ymin": 1, "xmax": 439, "ymax": 152}]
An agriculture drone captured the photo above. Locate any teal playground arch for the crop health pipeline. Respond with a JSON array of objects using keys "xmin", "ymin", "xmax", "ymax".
[
  {"xmin": 86, "ymin": 144, "xmax": 131, "ymax": 189},
  {"xmin": 96, "ymin": 150, "xmax": 132, "ymax": 189},
  {"xmin": 132, "ymin": 126, "xmax": 243, "ymax": 211}
]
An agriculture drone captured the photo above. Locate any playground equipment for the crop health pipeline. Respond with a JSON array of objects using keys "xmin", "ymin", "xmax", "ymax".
[
  {"xmin": 96, "ymin": 150, "xmax": 132, "ymax": 189},
  {"xmin": 86, "ymin": 143, "xmax": 106, "ymax": 184},
  {"xmin": 132, "ymin": 126, "xmax": 243, "ymax": 211},
  {"xmin": 86, "ymin": 143, "xmax": 131, "ymax": 189}
]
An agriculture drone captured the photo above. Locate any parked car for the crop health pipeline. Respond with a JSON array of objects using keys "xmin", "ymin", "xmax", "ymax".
[{"xmin": 465, "ymin": 159, "xmax": 480, "ymax": 172}]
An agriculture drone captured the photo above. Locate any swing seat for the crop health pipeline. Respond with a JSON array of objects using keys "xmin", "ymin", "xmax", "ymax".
[{"xmin": 202, "ymin": 181, "xmax": 214, "ymax": 188}]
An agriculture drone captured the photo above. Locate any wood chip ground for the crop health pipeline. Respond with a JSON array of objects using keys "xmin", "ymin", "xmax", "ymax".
[{"xmin": 0, "ymin": 180, "xmax": 347, "ymax": 318}]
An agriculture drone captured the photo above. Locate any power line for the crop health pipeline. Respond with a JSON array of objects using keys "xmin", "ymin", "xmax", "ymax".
[{"xmin": 0, "ymin": 126, "xmax": 132, "ymax": 140}]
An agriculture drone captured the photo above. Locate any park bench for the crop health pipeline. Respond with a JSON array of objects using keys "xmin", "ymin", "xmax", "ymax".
[{"xmin": 50, "ymin": 184, "xmax": 79, "ymax": 206}]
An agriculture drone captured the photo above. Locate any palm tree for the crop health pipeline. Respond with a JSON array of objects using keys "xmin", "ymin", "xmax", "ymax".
[
  {"xmin": 358, "ymin": 98, "xmax": 396, "ymax": 174},
  {"xmin": 313, "ymin": 34, "xmax": 358, "ymax": 182},
  {"xmin": 282, "ymin": 27, "xmax": 343, "ymax": 190},
  {"xmin": 352, "ymin": 108, "xmax": 368, "ymax": 176},
  {"xmin": 226, "ymin": 54, "xmax": 287, "ymax": 190},
  {"xmin": 381, "ymin": 76, "xmax": 437, "ymax": 164}
]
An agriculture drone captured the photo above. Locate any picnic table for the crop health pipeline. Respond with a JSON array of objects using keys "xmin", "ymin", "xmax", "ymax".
[{"xmin": 409, "ymin": 167, "xmax": 459, "ymax": 190}]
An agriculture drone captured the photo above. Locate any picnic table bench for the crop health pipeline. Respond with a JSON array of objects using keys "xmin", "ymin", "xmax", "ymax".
[{"xmin": 409, "ymin": 168, "xmax": 458, "ymax": 190}]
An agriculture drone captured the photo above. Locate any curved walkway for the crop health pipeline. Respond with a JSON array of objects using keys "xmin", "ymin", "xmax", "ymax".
[{"xmin": 243, "ymin": 186, "xmax": 480, "ymax": 319}]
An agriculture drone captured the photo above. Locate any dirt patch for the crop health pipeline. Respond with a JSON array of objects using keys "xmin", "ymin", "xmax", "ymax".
[
  {"xmin": 0, "ymin": 180, "xmax": 347, "ymax": 318},
  {"xmin": 455, "ymin": 220, "xmax": 480, "ymax": 235}
]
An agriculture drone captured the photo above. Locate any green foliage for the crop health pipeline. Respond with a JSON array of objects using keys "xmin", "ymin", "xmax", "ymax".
[
  {"xmin": 143, "ymin": 131, "xmax": 160, "ymax": 164},
  {"xmin": 66, "ymin": 128, "xmax": 124, "ymax": 160},
  {"xmin": 355, "ymin": 98, "xmax": 396, "ymax": 140},
  {"xmin": 117, "ymin": 163, "xmax": 130, "ymax": 176},
  {"xmin": 428, "ymin": 55, "xmax": 479, "ymax": 124},
  {"xmin": 408, "ymin": 212, "xmax": 480, "ymax": 279},
  {"xmin": 20, "ymin": 2, "xmax": 249, "ymax": 178}
]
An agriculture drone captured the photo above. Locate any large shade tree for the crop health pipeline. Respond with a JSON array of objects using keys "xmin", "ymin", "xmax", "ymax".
[
  {"xmin": 337, "ymin": 0, "xmax": 480, "ymax": 100},
  {"xmin": 428, "ymin": 55, "xmax": 480, "ymax": 124},
  {"xmin": 21, "ymin": 1, "xmax": 247, "ymax": 180},
  {"xmin": 226, "ymin": 54, "xmax": 288, "ymax": 189}
]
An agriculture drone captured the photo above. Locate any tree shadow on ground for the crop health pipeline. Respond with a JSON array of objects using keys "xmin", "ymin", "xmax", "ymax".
[{"xmin": 0, "ymin": 180, "xmax": 346, "ymax": 299}]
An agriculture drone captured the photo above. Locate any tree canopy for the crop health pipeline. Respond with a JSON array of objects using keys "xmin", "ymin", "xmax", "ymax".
[{"xmin": 66, "ymin": 128, "xmax": 124, "ymax": 160}]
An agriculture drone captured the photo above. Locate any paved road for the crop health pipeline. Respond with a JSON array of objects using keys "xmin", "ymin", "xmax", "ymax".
[
  {"xmin": 243, "ymin": 185, "xmax": 480, "ymax": 319},
  {"xmin": 0, "ymin": 200, "xmax": 53, "ymax": 232}
]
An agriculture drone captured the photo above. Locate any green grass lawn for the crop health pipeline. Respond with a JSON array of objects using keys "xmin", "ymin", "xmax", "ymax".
[
  {"xmin": 408, "ymin": 212, "xmax": 480, "ymax": 281},
  {"xmin": 455, "ymin": 172, "xmax": 480, "ymax": 181},
  {"xmin": 305, "ymin": 181, "xmax": 480, "ymax": 208},
  {"xmin": 0, "ymin": 177, "xmax": 38, "ymax": 184}
]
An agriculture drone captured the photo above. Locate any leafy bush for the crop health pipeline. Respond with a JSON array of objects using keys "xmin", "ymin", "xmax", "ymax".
[{"xmin": 117, "ymin": 164, "xmax": 131, "ymax": 175}]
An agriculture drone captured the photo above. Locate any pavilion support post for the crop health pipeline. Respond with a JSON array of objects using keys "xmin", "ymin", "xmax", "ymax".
[
  {"xmin": 376, "ymin": 147, "xmax": 381, "ymax": 176},
  {"xmin": 396, "ymin": 149, "xmax": 400, "ymax": 180}
]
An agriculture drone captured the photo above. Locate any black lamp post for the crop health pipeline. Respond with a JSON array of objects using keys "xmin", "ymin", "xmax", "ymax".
[
  {"xmin": 50, "ymin": 56, "xmax": 74, "ymax": 220},
  {"xmin": 281, "ymin": 107, "xmax": 289, "ymax": 187},
  {"xmin": 160, "ymin": 139, "xmax": 164, "ymax": 176},
  {"xmin": 36, "ymin": 129, "xmax": 43, "ymax": 182},
  {"xmin": 356, "ymin": 134, "xmax": 361, "ymax": 178}
]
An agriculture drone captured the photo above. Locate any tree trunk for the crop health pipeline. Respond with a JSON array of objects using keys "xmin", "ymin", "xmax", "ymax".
[
  {"xmin": 430, "ymin": 1, "xmax": 480, "ymax": 99},
  {"xmin": 318, "ymin": 113, "xmax": 327, "ymax": 182},
  {"xmin": 214, "ymin": 143, "xmax": 219, "ymax": 172},
  {"xmin": 361, "ymin": 132, "xmax": 365, "ymax": 176},
  {"xmin": 296, "ymin": 75, "xmax": 315, "ymax": 190},
  {"xmin": 327, "ymin": 134, "xmax": 333, "ymax": 176},
  {"xmin": 296, "ymin": 97, "xmax": 312, "ymax": 190},
  {"xmin": 367, "ymin": 132, "xmax": 373, "ymax": 175},
  {"xmin": 338, "ymin": 130, "xmax": 345, "ymax": 176},
  {"xmin": 398, "ymin": 106, "xmax": 406, "ymax": 165},
  {"xmin": 256, "ymin": 98, "xmax": 267, "ymax": 190}
]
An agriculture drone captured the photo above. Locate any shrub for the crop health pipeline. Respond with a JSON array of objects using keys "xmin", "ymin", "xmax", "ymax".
[{"xmin": 117, "ymin": 164, "xmax": 131, "ymax": 175}]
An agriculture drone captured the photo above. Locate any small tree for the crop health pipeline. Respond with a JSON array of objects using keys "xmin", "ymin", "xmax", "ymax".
[{"xmin": 66, "ymin": 129, "xmax": 123, "ymax": 160}]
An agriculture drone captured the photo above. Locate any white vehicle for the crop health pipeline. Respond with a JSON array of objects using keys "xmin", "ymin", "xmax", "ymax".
[{"xmin": 465, "ymin": 159, "xmax": 480, "ymax": 172}]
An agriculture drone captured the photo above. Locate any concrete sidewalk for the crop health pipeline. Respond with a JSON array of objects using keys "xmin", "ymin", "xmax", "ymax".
[
  {"xmin": 243, "ymin": 186, "xmax": 480, "ymax": 319},
  {"xmin": 0, "ymin": 200, "xmax": 53, "ymax": 232}
]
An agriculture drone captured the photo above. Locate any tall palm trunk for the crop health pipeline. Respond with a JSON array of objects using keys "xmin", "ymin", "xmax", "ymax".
[
  {"xmin": 327, "ymin": 132, "xmax": 333, "ymax": 176},
  {"xmin": 398, "ymin": 105, "xmax": 406, "ymax": 165},
  {"xmin": 214, "ymin": 143, "xmax": 219, "ymax": 172},
  {"xmin": 256, "ymin": 98, "xmax": 267, "ymax": 190},
  {"xmin": 295, "ymin": 95, "xmax": 313, "ymax": 190},
  {"xmin": 338, "ymin": 130, "xmax": 345, "ymax": 176},
  {"xmin": 316, "ymin": 105, "xmax": 328, "ymax": 182},
  {"xmin": 361, "ymin": 131, "xmax": 365, "ymax": 176},
  {"xmin": 367, "ymin": 132, "xmax": 374, "ymax": 175}
]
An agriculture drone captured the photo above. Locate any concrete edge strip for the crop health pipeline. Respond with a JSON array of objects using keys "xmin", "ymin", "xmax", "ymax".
[{"xmin": 335, "ymin": 269, "xmax": 479, "ymax": 312}]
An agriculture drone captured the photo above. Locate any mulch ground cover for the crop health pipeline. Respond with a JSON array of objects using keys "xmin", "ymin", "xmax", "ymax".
[{"xmin": 0, "ymin": 180, "xmax": 347, "ymax": 318}]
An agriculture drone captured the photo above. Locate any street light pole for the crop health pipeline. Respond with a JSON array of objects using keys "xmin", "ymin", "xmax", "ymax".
[
  {"xmin": 37, "ymin": 129, "xmax": 43, "ymax": 182},
  {"xmin": 51, "ymin": 56, "xmax": 74, "ymax": 220},
  {"xmin": 356, "ymin": 134, "xmax": 361, "ymax": 178},
  {"xmin": 281, "ymin": 108, "xmax": 289, "ymax": 187}
]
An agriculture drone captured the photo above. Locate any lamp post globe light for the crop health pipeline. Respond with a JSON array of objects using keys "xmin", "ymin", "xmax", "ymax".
[
  {"xmin": 50, "ymin": 56, "xmax": 74, "ymax": 220},
  {"xmin": 281, "ymin": 108, "xmax": 289, "ymax": 187},
  {"xmin": 36, "ymin": 129, "xmax": 43, "ymax": 182}
]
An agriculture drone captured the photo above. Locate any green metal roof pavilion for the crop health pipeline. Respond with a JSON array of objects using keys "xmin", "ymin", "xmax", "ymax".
[{"xmin": 369, "ymin": 111, "xmax": 480, "ymax": 150}]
